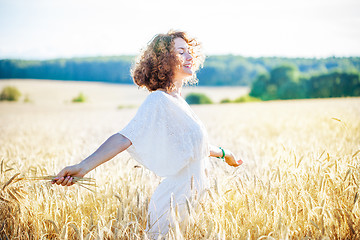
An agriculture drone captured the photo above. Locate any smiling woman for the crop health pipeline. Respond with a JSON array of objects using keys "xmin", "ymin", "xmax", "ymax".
[
  {"xmin": 131, "ymin": 31, "xmax": 205, "ymax": 92},
  {"xmin": 53, "ymin": 30, "xmax": 243, "ymax": 239}
]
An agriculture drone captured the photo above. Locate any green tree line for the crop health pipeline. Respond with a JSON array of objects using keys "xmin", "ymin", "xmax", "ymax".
[
  {"xmin": 249, "ymin": 65, "xmax": 360, "ymax": 100},
  {"xmin": 0, "ymin": 56, "xmax": 134, "ymax": 84},
  {"xmin": 1, "ymin": 56, "xmax": 359, "ymax": 87}
]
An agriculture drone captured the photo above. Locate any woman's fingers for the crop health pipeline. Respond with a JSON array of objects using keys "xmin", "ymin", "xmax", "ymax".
[
  {"xmin": 233, "ymin": 161, "xmax": 241, "ymax": 167},
  {"xmin": 52, "ymin": 170, "xmax": 68, "ymax": 184},
  {"xmin": 225, "ymin": 152, "xmax": 242, "ymax": 167},
  {"xmin": 53, "ymin": 176, "xmax": 64, "ymax": 185},
  {"xmin": 69, "ymin": 178, "xmax": 75, "ymax": 186},
  {"xmin": 61, "ymin": 176, "xmax": 71, "ymax": 186},
  {"xmin": 61, "ymin": 176, "xmax": 69, "ymax": 186},
  {"xmin": 67, "ymin": 177, "xmax": 74, "ymax": 186},
  {"xmin": 226, "ymin": 157, "xmax": 243, "ymax": 167},
  {"xmin": 51, "ymin": 175, "xmax": 74, "ymax": 186},
  {"xmin": 53, "ymin": 168, "xmax": 69, "ymax": 181},
  {"xmin": 52, "ymin": 165, "xmax": 80, "ymax": 186}
]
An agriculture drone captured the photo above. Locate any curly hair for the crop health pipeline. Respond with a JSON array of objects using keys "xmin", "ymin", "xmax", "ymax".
[{"xmin": 131, "ymin": 30, "xmax": 205, "ymax": 92}]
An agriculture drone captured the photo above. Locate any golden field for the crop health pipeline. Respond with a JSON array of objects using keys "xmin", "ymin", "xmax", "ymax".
[{"xmin": 0, "ymin": 79, "xmax": 359, "ymax": 239}]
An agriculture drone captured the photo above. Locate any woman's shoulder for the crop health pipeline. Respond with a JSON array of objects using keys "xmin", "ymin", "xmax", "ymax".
[
  {"xmin": 139, "ymin": 90, "xmax": 169, "ymax": 109},
  {"xmin": 140, "ymin": 90, "xmax": 183, "ymax": 114},
  {"xmin": 146, "ymin": 90, "xmax": 170, "ymax": 102}
]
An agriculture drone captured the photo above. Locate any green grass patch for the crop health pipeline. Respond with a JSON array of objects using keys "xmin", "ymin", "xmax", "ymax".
[
  {"xmin": 117, "ymin": 104, "xmax": 137, "ymax": 109},
  {"xmin": 0, "ymin": 86, "xmax": 21, "ymax": 101},
  {"xmin": 185, "ymin": 93, "xmax": 213, "ymax": 105},
  {"xmin": 72, "ymin": 92, "xmax": 87, "ymax": 103},
  {"xmin": 220, "ymin": 94, "xmax": 261, "ymax": 104}
]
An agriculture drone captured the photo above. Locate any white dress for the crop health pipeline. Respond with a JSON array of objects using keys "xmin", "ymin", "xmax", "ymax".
[{"xmin": 119, "ymin": 90, "xmax": 210, "ymax": 237}]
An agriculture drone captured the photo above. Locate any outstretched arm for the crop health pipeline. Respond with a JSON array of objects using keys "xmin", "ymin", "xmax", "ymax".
[
  {"xmin": 209, "ymin": 144, "xmax": 243, "ymax": 167},
  {"xmin": 53, "ymin": 133, "xmax": 131, "ymax": 186}
]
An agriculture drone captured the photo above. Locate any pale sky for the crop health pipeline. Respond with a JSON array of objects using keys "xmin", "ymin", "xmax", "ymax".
[{"xmin": 0, "ymin": 0, "xmax": 359, "ymax": 59}]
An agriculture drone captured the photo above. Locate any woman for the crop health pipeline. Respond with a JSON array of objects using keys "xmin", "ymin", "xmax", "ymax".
[{"xmin": 53, "ymin": 30, "xmax": 242, "ymax": 237}]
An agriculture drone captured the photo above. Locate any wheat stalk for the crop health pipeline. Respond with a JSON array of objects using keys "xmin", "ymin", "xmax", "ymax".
[
  {"xmin": 26, "ymin": 175, "xmax": 97, "ymax": 192},
  {"xmin": 2, "ymin": 173, "xmax": 20, "ymax": 190}
]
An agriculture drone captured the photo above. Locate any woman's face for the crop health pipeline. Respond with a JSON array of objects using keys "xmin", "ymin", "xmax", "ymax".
[{"xmin": 173, "ymin": 37, "xmax": 193, "ymax": 81}]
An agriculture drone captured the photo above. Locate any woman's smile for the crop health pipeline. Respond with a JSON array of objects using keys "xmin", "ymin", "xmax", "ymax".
[{"xmin": 183, "ymin": 63, "xmax": 192, "ymax": 69}]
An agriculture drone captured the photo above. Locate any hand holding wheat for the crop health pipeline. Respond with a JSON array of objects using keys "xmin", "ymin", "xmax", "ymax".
[{"xmin": 52, "ymin": 164, "xmax": 87, "ymax": 186}]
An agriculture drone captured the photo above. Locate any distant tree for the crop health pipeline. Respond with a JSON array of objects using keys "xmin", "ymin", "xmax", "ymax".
[
  {"xmin": 185, "ymin": 93, "xmax": 213, "ymax": 104},
  {"xmin": 269, "ymin": 64, "xmax": 299, "ymax": 85},
  {"xmin": 277, "ymin": 80, "xmax": 303, "ymax": 99},
  {"xmin": 0, "ymin": 86, "xmax": 21, "ymax": 101},
  {"xmin": 249, "ymin": 73, "xmax": 269, "ymax": 98},
  {"xmin": 270, "ymin": 65, "xmax": 304, "ymax": 99},
  {"xmin": 263, "ymin": 84, "xmax": 278, "ymax": 100},
  {"xmin": 250, "ymin": 64, "xmax": 307, "ymax": 100},
  {"xmin": 308, "ymin": 71, "xmax": 360, "ymax": 98}
]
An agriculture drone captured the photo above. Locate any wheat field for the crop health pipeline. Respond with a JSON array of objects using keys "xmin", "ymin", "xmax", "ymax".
[{"xmin": 0, "ymin": 80, "xmax": 359, "ymax": 239}]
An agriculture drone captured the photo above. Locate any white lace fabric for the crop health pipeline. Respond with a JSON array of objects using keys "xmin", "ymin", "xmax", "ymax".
[{"xmin": 119, "ymin": 90, "xmax": 210, "ymax": 236}]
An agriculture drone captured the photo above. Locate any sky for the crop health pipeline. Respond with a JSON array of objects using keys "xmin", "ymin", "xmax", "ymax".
[{"xmin": 0, "ymin": 0, "xmax": 359, "ymax": 60}]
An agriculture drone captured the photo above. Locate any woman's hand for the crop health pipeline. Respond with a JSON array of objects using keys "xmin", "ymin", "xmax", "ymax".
[
  {"xmin": 52, "ymin": 164, "xmax": 87, "ymax": 186},
  {"xmin": 209, "ymin": 145, "xmax": 243, "ymax": 167},
  {"xmin": 224, "ymin": 150, "xmax": 243, "ymax": 167}
]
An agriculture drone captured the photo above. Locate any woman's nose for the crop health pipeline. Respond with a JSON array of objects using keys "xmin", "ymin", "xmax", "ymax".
[{"xmin": 185, "ymin": 52, "xmax": 193, "ymax": 61}]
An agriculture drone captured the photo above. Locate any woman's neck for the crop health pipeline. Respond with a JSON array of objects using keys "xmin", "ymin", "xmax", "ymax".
[
  {"xmin": 170, "ymin": 79, "xmax": 183, "ymax": 96},
  {"xmin": 157, "ymin": 79, "xmax": 183, "ymax": 97},
  {"xmin": 158, "ymin": 80, "xmax": 183, "ymax": 97}
]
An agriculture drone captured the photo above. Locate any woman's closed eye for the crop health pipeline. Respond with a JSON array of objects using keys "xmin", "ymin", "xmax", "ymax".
[
  {"xmin": 179, "ymin": 51, "xmax": 192, "ymax": 56},
  {"xmin": 178, "ymin": 47, "xmax": 190, "ymax": 55}
]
